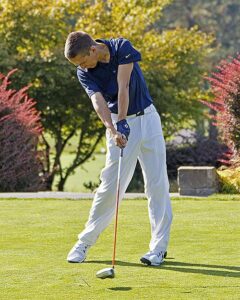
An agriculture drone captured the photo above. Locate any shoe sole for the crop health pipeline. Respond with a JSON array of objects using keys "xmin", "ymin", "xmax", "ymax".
[
  {"xmin": 140, "ymin": 257, "xmax": 164, "ymax": 266},
  {"xmin": 140, "ymin": 251, "xmax": 167, "ymax": 265},
  {"xmin": 140, "ymin": 257, "xmax": 152, "ymax": 265},
  {"xmin": 67, "ymin": 258, "xmax": 86, "ymax": 263}
]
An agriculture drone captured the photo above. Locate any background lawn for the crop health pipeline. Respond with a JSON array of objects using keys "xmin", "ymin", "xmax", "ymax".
[
  {"xmin": 54, "ymin": 152, "xmax": 105, "ymax": 192},
  {"xmin": 0, "ymin": 196, "xmax": 239, "ymax": 300},
  {"xmin": 47, "ymin": 133, "xmax": 106, "ymax": 193}
]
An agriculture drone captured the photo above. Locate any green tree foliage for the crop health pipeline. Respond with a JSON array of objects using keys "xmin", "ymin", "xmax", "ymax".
[
  {"xmin": 160, "ymin": 0, "xmax": 240, "ymax": 62},
  {"xmin": 0, "ymin": 0, "xmax": 104, "ymax": 190},
  {"xmin": 0, "ymin": 0, "xmax": 213, "ymax": 190},
  {"xmin": 159, "ymin": 0, "xmax": 240, "ymax": 139}
]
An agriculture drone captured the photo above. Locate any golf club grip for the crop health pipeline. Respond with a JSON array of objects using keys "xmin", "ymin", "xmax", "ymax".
[{"xmin": 112, "ymin": 148, "xmax": 123, "ymax": 268}]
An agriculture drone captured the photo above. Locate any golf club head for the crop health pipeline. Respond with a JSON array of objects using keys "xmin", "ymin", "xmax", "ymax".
[{"xmin": 96, "ymin": 267, "xmax": 115, "ymax": 279}]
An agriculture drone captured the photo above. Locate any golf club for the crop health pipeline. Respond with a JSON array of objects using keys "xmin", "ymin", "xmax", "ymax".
[{"xmin": 96, "ymin": 147, "xmax": 124, "ymax": 279}]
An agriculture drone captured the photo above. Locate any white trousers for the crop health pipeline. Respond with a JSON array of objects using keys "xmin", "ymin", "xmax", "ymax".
[{"xmin": 78, "ymin": 104, "xmax": 173, "ymax": 252}]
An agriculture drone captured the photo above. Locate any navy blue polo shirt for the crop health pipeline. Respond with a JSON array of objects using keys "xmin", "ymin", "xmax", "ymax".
[{"xmin": 77, "ymin": 38, "xmax": 153, "ymax": 115}]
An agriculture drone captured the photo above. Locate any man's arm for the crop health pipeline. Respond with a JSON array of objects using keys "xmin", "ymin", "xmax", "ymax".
[
  {"xmin": 91, "ymin": 92, "xmax": 115, "ymax": 133},
  {"xmin": 91, "ymin": 92, "xmax": 126, "ymax": 148},
  {"xmin": 117, "ymin": 63, "xmax": 133, "ymax": 121}
]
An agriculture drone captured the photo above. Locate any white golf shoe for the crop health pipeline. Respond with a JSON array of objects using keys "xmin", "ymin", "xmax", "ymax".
[
  {"xmin": 140, "ymin": 250, "xmax": 166, "ymax": 266},
  {"xmin": 67, "ymin": 240, "xmax": 90, "ymax": 263}
]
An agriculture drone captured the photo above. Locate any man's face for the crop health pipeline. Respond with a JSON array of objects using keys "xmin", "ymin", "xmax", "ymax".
[{"xmin": 69, "ymin": 46, "xmax": 98, "ymax": 69}]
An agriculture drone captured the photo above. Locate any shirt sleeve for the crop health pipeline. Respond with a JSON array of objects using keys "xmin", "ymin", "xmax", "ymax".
[
  {"xmin": 77, "ymin": 69, "xmax": 102, "ymax": 98},
  {"xmin": 117, "ymin": 38, "xmax": 141, "ymax": 65}
]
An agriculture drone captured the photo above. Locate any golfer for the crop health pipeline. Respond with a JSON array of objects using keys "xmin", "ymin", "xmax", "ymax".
[{"xmin": 64, "ymin": 31, "xmax": 172, "ymax": 266}]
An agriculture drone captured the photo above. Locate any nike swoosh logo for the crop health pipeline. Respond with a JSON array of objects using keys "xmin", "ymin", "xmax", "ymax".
[{"xmin": 125, "ymin": 54, "xmax": 131, "ymax": 58}]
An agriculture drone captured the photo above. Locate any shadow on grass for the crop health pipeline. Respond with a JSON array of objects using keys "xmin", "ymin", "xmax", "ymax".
[
  {"xmin": 108, "ymin": 287, "xmax": 132, "ymax": 291},
  {"xmin": 86, "ymin": 260, "xmax": 240, "ymax": 278}
]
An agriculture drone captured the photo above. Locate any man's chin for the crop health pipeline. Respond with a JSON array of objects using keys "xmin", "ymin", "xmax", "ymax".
[{"xmin": 87, "ymin": 63, "xmax": 97, "ymax": 69}]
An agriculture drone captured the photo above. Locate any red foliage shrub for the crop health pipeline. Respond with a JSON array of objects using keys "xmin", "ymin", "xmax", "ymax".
[
  {"xmin": 201, "ymin": 54, "xmax": 240, "ymax": 165},
  {"xmin": 0, "ymin": 69, "xmax": 45, "ymax": 191}
]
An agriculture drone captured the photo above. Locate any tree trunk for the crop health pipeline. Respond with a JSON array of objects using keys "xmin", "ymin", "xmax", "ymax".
[{"xmin": 57, "ymin": 178, "xmax": 65, "ymax": 191}]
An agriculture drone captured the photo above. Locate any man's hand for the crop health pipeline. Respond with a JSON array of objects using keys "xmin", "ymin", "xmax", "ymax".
[
  {"xmin": 109, "ymin": 124, "xmax": 128, "ymax": 148},
  {"xmin": 112, "ymin": 131, "xmax": 127, "ymax": 148}
]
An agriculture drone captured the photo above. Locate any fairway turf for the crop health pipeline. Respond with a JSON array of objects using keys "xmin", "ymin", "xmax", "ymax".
[{"xmin": 0, "ymin": 197, "xmax": 239, "ymax": 300}]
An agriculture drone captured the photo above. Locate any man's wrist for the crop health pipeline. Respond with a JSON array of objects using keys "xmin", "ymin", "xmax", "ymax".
[
  {"xmin": 109, "ymin": 125, "xmax": 117, "ymax": 136},
  {"xmin": 118, "ymin": 118, "xmax": 126, "ymax": 122}
]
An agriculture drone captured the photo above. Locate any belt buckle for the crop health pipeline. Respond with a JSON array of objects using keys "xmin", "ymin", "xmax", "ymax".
[{"xmin": 136, "ymin": 110, "xmax": 144, "ymax": 116}]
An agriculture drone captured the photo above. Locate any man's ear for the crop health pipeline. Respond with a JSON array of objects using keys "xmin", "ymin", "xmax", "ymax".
[{"xmin": 90, "ymin": 45, "xmax": 97, "ymax": 54}]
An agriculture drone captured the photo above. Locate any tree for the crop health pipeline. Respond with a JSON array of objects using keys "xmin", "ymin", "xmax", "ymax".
[
  {"xmin": 201, "ymin": 54, "xmax": 240, "ymax": 165},
  {"xmin": 0, "ymin": 0, "xmax": 105, "ymax": 190},
  {"xmin": 159, "ymin": 0, "xmax": 240, "ymax": 62},
  {"xmin": 0, "ymin": 0, "xmax": 213, "ymax": 190},
  {"xmin": 0, "ymin": 69, "xmax": 44, "ymax": 192},
  {"xmin": 158, "ymin": 0, "xmax": 240, "ymax": 139}
]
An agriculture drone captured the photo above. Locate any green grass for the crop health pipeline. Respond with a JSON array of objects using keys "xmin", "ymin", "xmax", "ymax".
[{"xmin": 0, "ymin": 196, "xmax": 239, "ymax": 300}]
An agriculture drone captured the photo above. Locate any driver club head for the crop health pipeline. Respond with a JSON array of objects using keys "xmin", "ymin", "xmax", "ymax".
[{"xmin": 96, "ymin": 267, "xmax": 115, "ymax": 279}]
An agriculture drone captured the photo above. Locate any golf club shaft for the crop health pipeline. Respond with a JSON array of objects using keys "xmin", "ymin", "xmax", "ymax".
[{"xmin": 112, "ymin": 147, "xmax": 123, "ymax": 268}]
